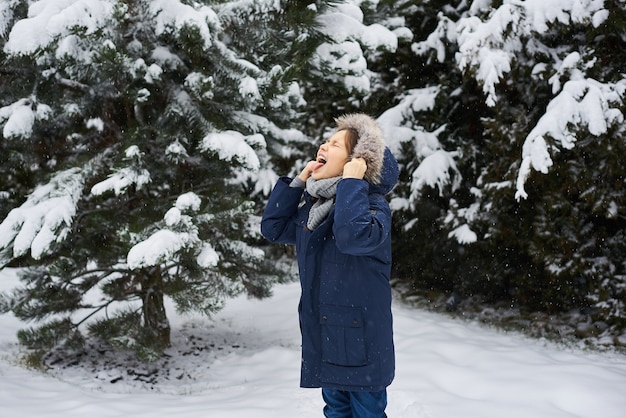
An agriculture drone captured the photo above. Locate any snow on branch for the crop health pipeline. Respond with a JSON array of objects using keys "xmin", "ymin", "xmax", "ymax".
[
  {"xmin": 516, "ymin": 78, "xmax": 626, "ymax": 200},
  {"xmin": 317, "ymin": 2, "xmax": 398, "ymax": 52},
  {"xmin": 149, "ymin": 0, "xmax": 220, "ymax": 51},
  {"xmin": 0, "ymin": 98, "xmax": 52, "ymax": 140},
  {"xmin": 448, "ymin": 224, "xmax": 478, "ymax": 245},
  {"xmin": 411, "ymin": 150, "xmax": 462, "ymax": 201},
  {"xmin": 312, "ymin": 41, "xmax": 370, "ymax": 93},
  {"xmin": 127, "ymin": 229, "xmax": 199, "ymax": 270},
  {"xmin": 376, "ymin": 87, "xmax": 461, "ymax": 208},
  {"xmin": 127, "ymin": 192, "xmax": 206, "ymax": 270},
  {"xmin": 412, "ymin": 12, "xmax": 457, "ymax": 63},
  {"xmin": 312, "ymin": 1, "xmax": 400, "ymax": 94},
  {"xmin": 455, "ymin": 0, "xmax": 608, "ymax": 107},
  {"xmin": 377, "ymin": 87, "xmax": 441, "ymax": 155},
  {"xmin": 4, "ymin": 0, "xmax": 115, "ymax": 56},
  {"xmin": 200, "ymin": 130, "xmax": 262, "ymax": 171},
  {"xmin": 229, "ymin": 112, "xmax": 308, "ymax": 196},
  {"xmin": 444, "ymin": 197, "xmax": 481, "ymax": 245},
  {"xmin": 232, "ymin": 112, "xmax": 307, "ymax": 147},
  {"xmin": 222, "ymin": 239, "xmax": 264, "ymax": 263},
  {"xmin": 91, "ymin": 146, "xmax": 151, "ymax": 196},
  {"xmin": 126, "ymin": 191, "xmax": 223, "ymax": 270},
  {"xmin": 0, "ymin": 1, "xmax": 16, "ymax": 37},
  {"xmin": 90, "ymin": 167, "xmax": 151, "ymax": 196},
  {"xmin": 0, "ymin": 168, "xmax": 84, "ymax": 263}
]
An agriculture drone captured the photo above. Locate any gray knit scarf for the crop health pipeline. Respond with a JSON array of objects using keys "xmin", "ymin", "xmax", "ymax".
[{"xmin": 306, "ymin": 176, "xmax": 342, "ymax": 231}]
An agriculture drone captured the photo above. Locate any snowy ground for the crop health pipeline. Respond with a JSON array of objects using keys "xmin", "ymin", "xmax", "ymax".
[{"xmin": 1, "ymin": 268, "xmax": 626, "ymax": 417}]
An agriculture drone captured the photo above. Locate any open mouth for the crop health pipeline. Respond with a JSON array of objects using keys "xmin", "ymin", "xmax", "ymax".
[{"xmin": 317, "ymin": 157, "xmax": 327, "ymax": 165}]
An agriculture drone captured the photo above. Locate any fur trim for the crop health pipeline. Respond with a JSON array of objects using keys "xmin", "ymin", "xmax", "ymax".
[{"xmin": 336, "ymin": 113, "xmax": 386, "ymax": 184}]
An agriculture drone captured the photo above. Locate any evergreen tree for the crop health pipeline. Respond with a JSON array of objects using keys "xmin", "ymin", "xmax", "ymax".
[
  {"xmin": 359, "ymin": 0, "xmax": 484, "ymax": 298},
  {"xmin": 383, "ymin": 0, "xmax": 626, "ymax": 340},
  {"xmin": 0, "ymin": 0, "xmax": 317, "ymax": 361}
]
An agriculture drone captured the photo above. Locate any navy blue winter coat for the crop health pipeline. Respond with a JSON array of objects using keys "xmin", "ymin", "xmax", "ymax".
[{"xmin": 261, "ymin": 148, "xmax": 399, "ymax": 392}]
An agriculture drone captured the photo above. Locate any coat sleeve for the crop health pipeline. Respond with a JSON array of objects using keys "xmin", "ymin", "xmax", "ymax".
[
  {"xmin": 333, "ymin": 178, "xmax": 391, "ymax": 256},
  {"xmin": 260, "ymin": 177, "xmax": 304, "ymax": 245}
]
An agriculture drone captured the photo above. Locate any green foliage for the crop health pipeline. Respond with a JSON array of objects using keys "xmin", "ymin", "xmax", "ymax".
[
  {"xmin": 17, "ymin": 317, "xmax": 84, "ymax": 352},
  {"xmin": 0, "ymin": 0, "xmax": 311, "ymax": 361},
  {"xmin": 88, "ymin": 310, "xmax": 164, "ymax": 362},
  {"xmin": 381, "ymin": 0, "xmax": 626, "ymax": 341}
]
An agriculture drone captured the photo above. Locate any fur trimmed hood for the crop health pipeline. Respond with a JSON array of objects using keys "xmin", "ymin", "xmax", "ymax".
[{"xmin": 335, "ymin": 113, "xmax": 386, "ymax": 185}]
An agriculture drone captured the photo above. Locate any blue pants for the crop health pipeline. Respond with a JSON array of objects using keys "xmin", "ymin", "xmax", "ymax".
[{"xmin": 322, "ymin": 388, "xmax": 388, "ymax": 418}]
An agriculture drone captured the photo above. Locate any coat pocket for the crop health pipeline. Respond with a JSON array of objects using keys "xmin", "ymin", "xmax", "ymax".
[{"xmin": 319, "ymin": 305, "xmax": 367, "ymax": 367}]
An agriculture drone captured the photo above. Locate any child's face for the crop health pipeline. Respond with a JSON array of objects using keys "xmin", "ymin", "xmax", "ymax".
[{"xmin": 312, "ymin": 130, "xmax": 350, "ymax": 180}]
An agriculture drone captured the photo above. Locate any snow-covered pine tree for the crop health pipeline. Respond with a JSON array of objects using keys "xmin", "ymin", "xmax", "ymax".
[
  {"xmin": 357, "ymin": 0, "xmax": 481, "ymax": 297},
  {"xmin": 295, "ymin": 0, "xmax": 400, "ymax": 140},
  {"xmin": 0, "ymin": 0, "xmax": 312, "ymax": 361},
  {"xmin": 452, "ymin": 0, "xmax": 626, "ymax": 326},
  {"xmin": 385, "ymin": 0, "xmax": 626, "ymax": 339}
]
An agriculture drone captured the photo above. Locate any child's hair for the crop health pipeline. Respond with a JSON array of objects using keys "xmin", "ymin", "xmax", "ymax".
[
  {"xmin": 335, "ymin": 114, "xmax": 386, "ymax": 184},
  {"xmin": 340, "ymin": 127, "xmax": 359, "ymax": 155}
]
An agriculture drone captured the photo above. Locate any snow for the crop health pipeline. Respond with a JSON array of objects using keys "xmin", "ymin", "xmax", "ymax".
[
  {"xmin": 0, "ymin": 168, "xmax": 83, "ymax": 260},
  {"xmin": 175, "ymin": 192, "xmax": 202, "ymax": 212},
  {"xmin": 4, "ymin": 0, "xmax": 115, "ymax": 56},
  {"xmin": 197, "ymin": 243, "xmax": 219, "ymax": 268},
  {"xmin": 0, "ymin": 0, "xmax": 621, "ymax": 215},
  {"xmin": 1, "ymin": 268, "xmax": 626, "ymax": 417},
  {"xmin": 131, "ymin": 59, "xmax": 163, "ymax": 85},
  {"xmin": 90, "ymin": 167, "xmax": 151, "ymax": 197},
  {"xmin": 0, "ymin": 98, "xmax": 52, "ymax": 140},
  {"xmin": 448, "ymin": 224, "xmax": 478, "ymax": 245},
  {"xmin": 313, "ymin": 41, "xmax": 370, "ymax": 93},
  {"xmin": 85, "ymin": 118, "xmax": 104, "ymax": 132},
  {"xmin": 90, "ymin": 146, "xmax": 152, "ymax": 197},
  {"xmin": 239, "ymin": 75, "xmax": 262, "ymax": 103},
  {"xmin": 310, "ymin": 1, "xmax": 399, "ymax": 94},
  {"xmin": 377, "ymin": 87, "xmax": 441, "ymax": 158},
  {"xmin": 0, "ymin": 1, "xmax": 15, "ymax": 37},
  {"xmin": 201, "ymin": 130, "xmax": 262, "ymax": 171},
  {"xmin": 454, "ymin": 0, "xmax": 608, "ymax": 107},
  {"xmin": 407, "ymin": 0, "xmax": 623, "ymax": 201},
  {"xmin": 1, "ymin": 100, "xmax": 37, "ymax": 139},
  {"xmin": 149, "ymin": 0, "xmax": 220, "ymax": 50},
  {"xmin": 439, "ymin": 0, "xmax": 622, "ymax": 199},
  {"xmin": 318, "ymin": 2, "xmax": 397, "ymax": 52},
  {"xmin": 127, "ymin": 193, "xmax": 203, "ymax": 270},
  {"xmin": 410, "ymin": 150, "xmax": 461, "ymax": 198},
  {"xmin": 1, "ymin": 1, "xmax": 626, "ymax": 413},
  {"xmin": 127, "ymin": 229, "xmax": 198, "ymax": 269},
  {"xmin": 515, "ymin": 77, "xmax": 625, "ymax": 200}
]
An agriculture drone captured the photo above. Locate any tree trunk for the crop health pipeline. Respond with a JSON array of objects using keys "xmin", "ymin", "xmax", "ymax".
[{"xmin": 140, "ymin": 267, "xmax": 171, "ymax": 349}]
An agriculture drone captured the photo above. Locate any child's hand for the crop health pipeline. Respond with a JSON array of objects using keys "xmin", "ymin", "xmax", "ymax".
[
  {"xmin": 298, "ymin": 160, "xmax": 320, "ymax": 182},
  {"xmin": 343, "ymin": 158, "xmax": 367, "ymax": 179}
]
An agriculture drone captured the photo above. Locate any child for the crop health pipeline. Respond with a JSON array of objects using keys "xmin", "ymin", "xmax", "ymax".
[{"xmin": 261, "ymin": 114, "xmax": 398, "ymax": 417}]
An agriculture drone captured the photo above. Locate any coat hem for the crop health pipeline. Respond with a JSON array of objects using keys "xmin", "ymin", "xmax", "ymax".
[{"xmin": 300, "ymin": 381, "xmax": 393, "ymax": 392}]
